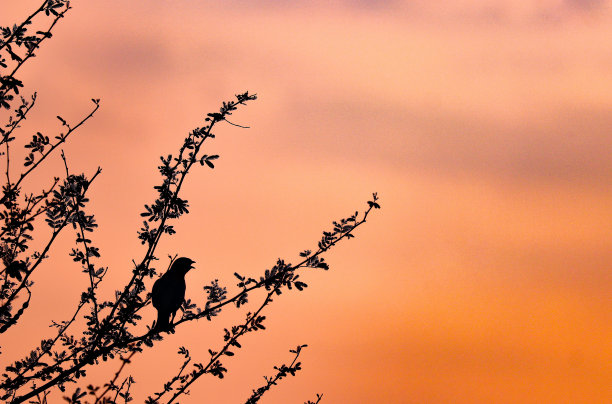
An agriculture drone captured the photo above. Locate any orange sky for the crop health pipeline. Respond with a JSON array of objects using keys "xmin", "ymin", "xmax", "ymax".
[{"xmin": 2, "ymin": 1, "xmax": 611, "ymax": 403}]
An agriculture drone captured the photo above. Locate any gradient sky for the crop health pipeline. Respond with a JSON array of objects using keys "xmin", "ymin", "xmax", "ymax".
[{"xmin": 2, "ymin": 1, "xmax": 611, "ymax": 403}]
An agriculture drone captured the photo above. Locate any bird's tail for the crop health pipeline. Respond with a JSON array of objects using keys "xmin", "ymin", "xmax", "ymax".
[{"xmin": 153, "ymin": 310, "xmax": 170, "ymax": 332}]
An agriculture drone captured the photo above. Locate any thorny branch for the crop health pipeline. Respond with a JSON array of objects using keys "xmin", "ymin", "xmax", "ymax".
[
  {"xmin": 0, "ymin": 1, "xmax": 71, "ymax": 109},
  {"xmin": 245, "ymin": 344, "xmax": 308, "ymax": 404},
  {"xmin": 92, "ymin": 351, "xmax": 136, "ymax": 404},
  {"xmin": 305, "ymin": 393, "xmax": 324, "ymax": 404}
]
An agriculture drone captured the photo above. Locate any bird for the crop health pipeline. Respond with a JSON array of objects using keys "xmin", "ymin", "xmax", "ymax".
[{"xmin": 151, "ymin": 257, "xmax": 195, "ymax": 332}]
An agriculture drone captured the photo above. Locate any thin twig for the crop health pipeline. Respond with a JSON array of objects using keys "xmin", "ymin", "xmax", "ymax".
[{"xmin": 94, "ymin": 351, "xmax": 136, "ymax": 404}]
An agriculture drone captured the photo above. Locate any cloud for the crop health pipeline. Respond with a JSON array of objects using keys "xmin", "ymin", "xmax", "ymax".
[{"xmin": 565, "ymin": 0, "xmax": 607, "ymax": 10}]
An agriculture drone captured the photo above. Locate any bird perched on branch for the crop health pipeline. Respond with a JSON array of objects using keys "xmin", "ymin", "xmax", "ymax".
[{"xmin": 152, "ymin": 257, "xmax": 195, "ymax": 332}]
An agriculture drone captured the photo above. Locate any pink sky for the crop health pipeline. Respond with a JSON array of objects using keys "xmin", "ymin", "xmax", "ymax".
[{"xmin": 2, "ymin": 1, "xmax": 611, "ymax": 402}]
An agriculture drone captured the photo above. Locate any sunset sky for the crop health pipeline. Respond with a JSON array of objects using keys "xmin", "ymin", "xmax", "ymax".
[{"xmin": 2, "ymin": 1, "xmax": 611, "ymax": 403}]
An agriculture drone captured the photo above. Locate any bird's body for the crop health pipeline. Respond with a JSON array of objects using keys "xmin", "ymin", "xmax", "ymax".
[{"xmin": 152, "ymin": 257, "xmax": 195, "ymax": 332}]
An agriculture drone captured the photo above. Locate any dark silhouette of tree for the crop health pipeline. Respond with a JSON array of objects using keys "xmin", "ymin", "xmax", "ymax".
[{"xmin": 0, "ymin": 2, "xmax": 381, "ymax": 403}]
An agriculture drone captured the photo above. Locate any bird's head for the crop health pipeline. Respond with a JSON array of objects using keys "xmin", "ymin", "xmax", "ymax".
[{"xmin": 171, "ymin": 257, "xmax": 195, "ymax": 275}]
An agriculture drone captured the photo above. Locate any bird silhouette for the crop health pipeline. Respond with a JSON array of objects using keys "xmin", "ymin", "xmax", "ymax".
[{"xmin": 152, "ymin": 257, "xmax": 195, "ymax": 332}]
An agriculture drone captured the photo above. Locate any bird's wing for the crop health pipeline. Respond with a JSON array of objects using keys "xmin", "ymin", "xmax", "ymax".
[{"xmin": 152, "ymin": 277, "xmax": 163, "ymax": 309}]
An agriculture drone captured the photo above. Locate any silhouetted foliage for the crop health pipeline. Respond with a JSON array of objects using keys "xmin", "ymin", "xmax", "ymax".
[
  {"xmin": 0, "ymin": 2, "xmax": 381, "ymax": 403},
  {"xmin": 245, "ymin": 345, "xmax": 309, "ymax": 404},
  {"xmin": 305, "ymin": 393, "xmax": 324, "ymax": 404}
]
